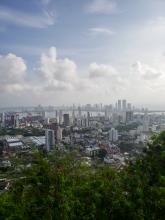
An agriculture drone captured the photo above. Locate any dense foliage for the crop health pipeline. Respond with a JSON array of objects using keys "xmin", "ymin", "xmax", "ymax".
[{"xmin": 0, "ymin": 132, "xmax": 165, "ymax": 220}]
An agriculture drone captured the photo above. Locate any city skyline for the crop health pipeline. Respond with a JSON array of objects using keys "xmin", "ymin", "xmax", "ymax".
[{"xmin": 0, "ymin": 0, "xmax": 165, "ymax": 108}]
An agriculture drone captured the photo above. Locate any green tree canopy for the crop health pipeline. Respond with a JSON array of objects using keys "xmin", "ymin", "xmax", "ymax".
[{"xmin": 0, "ymin": 131, "xmax": 164, "ymax": 220}]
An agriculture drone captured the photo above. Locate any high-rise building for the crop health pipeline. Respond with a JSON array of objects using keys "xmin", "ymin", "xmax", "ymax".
[
  {"xmin": 109, "ymin": 128, "xmax": 118, "ymax": 142},
  {"xmin": 55, "ymin": 110, "xmax": 58, "ymax": 118},
  {"xmin": 109, "ymin": 104, "xmax": 113, "ymax": 112},
  {"xmin": 56, "ymin": 126, "xmax": 63, "ymax": 142},
  {"xmin": 63, "ymin": 114, "xmax": 70, "ymax": 126},
  {"xmin": 9, "ymin": 113, "xmax": 19, "ymax": 128},
  {"xmin": 127, "ymin": 103, "xmax": 132, "ymax": 110},
  {"xmin": 126, "ymin": 111, "xmax": 133, "ymax": 123},
  {"xmin": 41, "ymin": 111, "xmax": 45, "ymax": 119},
  {"xmin": 78, "ymin": 106, "xmax": 81, "ymax": 118},
  {"xmin": 59, "ymin": 110, "xmax": 63, "ymax": 125},
  {"xmin": 105, "ymin": 108, "xmax": 109, "ymax": 119},
  {"xmin": 143, "ymin": 111, "xmax": 149, "ymax": 132},
  {"xmin": 72, "ymin": 109, "xmax": 75, "ymax": 125},
  {"xmin": 86, "ymin": 112, "xmax": 90, "ymax": 127},
  {"xmin": 14, "ymin": 114, "xmax": 19, "ymax": 128},
  {"xmin": 11, "ymin": 114, "xmax": 15, "ymax": 128},
  {"xmin": 122, "ymin": 99, "xmax": 127, "ymax": 111},
  {"xmin": 118, "ymin": 100, "xmax": 121, "ymax": 111},
  {"xmin": 45, "ymin": 129, "xmax": 55, "ymax": 152},
  {"xmin": 0, "ymin": 113, "xmax": 5, "ymax": 128},
  {"xmin": 115, "ymin": 102, "xmax": 118, "ymax": 111}
]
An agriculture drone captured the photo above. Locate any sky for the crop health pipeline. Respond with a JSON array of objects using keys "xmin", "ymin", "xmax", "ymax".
[{"xmin": 0, "ymin": 0, "xmax": 165, "ymax": 109}]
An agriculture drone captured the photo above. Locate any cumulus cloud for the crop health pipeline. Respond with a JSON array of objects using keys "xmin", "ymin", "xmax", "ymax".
[
  {"xmin": 37, "ymin": 47, "xmax": 78, "ymax": 91},
  {"xmin": 127, "ymin": 61, "xmax": 165, "ymax": 105},
  {"xmin": 85, "ymin": 0, "xmax": 117, "ymax": 14},
  {"xmin": 89, "ymin": 62, "xmax": 117, "ymax": 78},
  {"xmin": 0, "ymin": 53, "xmax": 31, "ymax": 93},
  {"xmin": 132, "ymin": 61, "xmax": 163, "ymax": 80},
  {"xmin": 36, "ymin": 47, "xmax": 124, "ymax": 93},
  {"xmin": 0, "ymin": 47, "xmax": 126, "ymax": 104},
  {"xmin": 0, "ymin": 53, "xmax": 26, "ymax": 83}
]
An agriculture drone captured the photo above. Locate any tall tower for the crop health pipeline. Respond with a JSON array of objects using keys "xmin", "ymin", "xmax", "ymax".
[
  {"xmin": 63, "ymin": 114, "xmax": 70, "ymax": 126},
  {"xmin": 127, "ymin": 103, "xmax": 132, "ymax": 110},
  {"xmin": 56, "ymin": 126, "xmax": 63, "ymax": 142},
  {"xmin": 143, "ymin": 111, "xmax": 149, "ymax": 132},
  {"xmin": 109, "ymin": 128, "xmax": 118, "ymax": 142},
  {"xmin": 105, "ymin": 108, "xmax": 109, "ymax": 119},
  {"xmin": 14, "ymin": 114, "xmax": 19, "ymax": 128},
  {"xmin": 87, "ymin": 112, "xmax": 90, "ymax": 127},
  {"xmin": 1, "ymin": 112, "xmax": 6, "ymax": 128},
  {"xmin": 122, "ymin": 99, "xmax": 127, "ymax": 111},
  {"xmin": 118, "ymin": 100, "xmax": 121, "ymax": 111},
  {"xmin": 126, "ymin": 111, "xmax": 133, "ymax": 123},
  {"xmin": 45, "ymin": 129, "xmax": 55, "ymax": 152},
  {"xmin": 72, "ymin": 109, "xmax": 75, "ymax": 125},
  {"xmin": 59, "ymin": 110, "xmax": 63, "ymax": 125},
  {"xmin": 78, "ymin": 106, "xmax": 81, "ymax": 118}
]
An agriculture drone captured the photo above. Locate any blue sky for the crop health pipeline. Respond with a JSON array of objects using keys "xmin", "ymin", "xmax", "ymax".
[{"xmin": 0, "ymin": 0, "xmax": 165, "ymax": 108}]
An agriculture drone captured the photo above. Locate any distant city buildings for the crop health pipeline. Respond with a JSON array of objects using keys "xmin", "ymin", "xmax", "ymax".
[{"xmin": 1, "ymin": 99, "xmax": 165, "ymax": 171}]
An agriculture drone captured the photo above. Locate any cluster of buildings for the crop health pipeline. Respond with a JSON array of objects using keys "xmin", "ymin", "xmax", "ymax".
[
  {"xmin": 0, "ymin": 113, "xmax": 19, "ymax": 129},
  {"xmin": 0, "ymin": 100, "xmax": 165, "ymax": 167}
]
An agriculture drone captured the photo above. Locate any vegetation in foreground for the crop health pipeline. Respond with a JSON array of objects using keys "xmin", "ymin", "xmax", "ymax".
[{"xmin": 0, "ymin": 132, "xmax": 165, "ymax": 220}]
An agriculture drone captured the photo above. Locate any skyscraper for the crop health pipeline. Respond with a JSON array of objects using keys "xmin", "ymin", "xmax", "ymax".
[
  {"xmin": 56, "ymin": 126, "xmax": 63, "ymax": 142},
  {"xmin": 118, "ymin": 100, "xmax": 121, "ymax": 111},
  {"xmin": 59, "ymin": 110, "xmax": 63, "ymax": 125},
  {"xmin": 126, "ymin": 111, "xmax": 133, "ymax": 123},
  {"xmin": 109, "ymin": 128, "xmax": 118, "ymax": 142},
  {"xmin": 122, "ymin": 99, "xmax": 127, "ymax": 111},
  {"xmin": 78, "ymin": 106, "xmax": 81, "ymax": 118},
  {"xmin": 86, "ymin": 112, "xmax": 90, "ymax": 127},
  {"xmin": 63, "ymin": 114, "xmax": 70, "ymax": 126},
  {"xmin": 127, "ymin": 103, "xmax": 132, "ymax": 110},
  {"xmin": 14, "ymin": 114, "xmax": 19, "ymax": 128},
  {"xmin": 0, "ymin": 113, "xmax": 5, "ymax": 128},
  {"xmin": 45, "ymin": 129, "xmax": 55, "ymax": 152}
]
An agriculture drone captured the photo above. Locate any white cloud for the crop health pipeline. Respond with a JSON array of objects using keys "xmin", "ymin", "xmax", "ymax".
[
  {"xmin": 36, "ymin": 47, "xmax": 124, "ymax": 94},
  {"xmin": 40, "ymin": 47, "xmax": 77, "ymax": 82},
  {"xmin": 0, "ymin": 6, "xmax": 56, "ymax": 28},
  {"xmin": 88, "ymin": 62, "xmax": 125, "ymax": 94},
  {"xmin": 0, "ymin": 53, "xmax": 26, "ymax": 84},
  {"xmin": 5, "ymin": 47, "xmax": 164, "ymax": 106},
  {"xmin": 0, "ymin": 47, "xmax": 123, "ymax": 96},
  {"xmin": 85, "ymin": 0, "xmax": 117, "ymax": 14},
  {"xmin": 0, "ymin": 53, "xmax": 30, "ymax": 93},
  {"xmin": 89, "ymin": 27, "xmax": 115, "ymax": 36},
  {"xmin": 38, "ymin": 47, "xmax": 77, "ymax": 91},
  {"xmin": 132, "ymin": 61, "xmax": 163, "ymax": 80},
  {"xmin": 149, "ymin": 16, "xmax": 165, "ymax": 28},
  {"xmin": 89, "ymin": 62, "xmax": 117, "ymax": 78}
]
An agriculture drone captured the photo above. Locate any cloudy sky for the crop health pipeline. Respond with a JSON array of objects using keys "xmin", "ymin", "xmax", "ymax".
[{"xmin": 0, "ymin": 0, "xmax": 165, "ymax": 109}]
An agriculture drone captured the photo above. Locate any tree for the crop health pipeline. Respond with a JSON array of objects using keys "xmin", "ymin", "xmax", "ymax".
[{"xmin": 0, "ymin": 131, "xmax": 165, "ymax": 219}]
